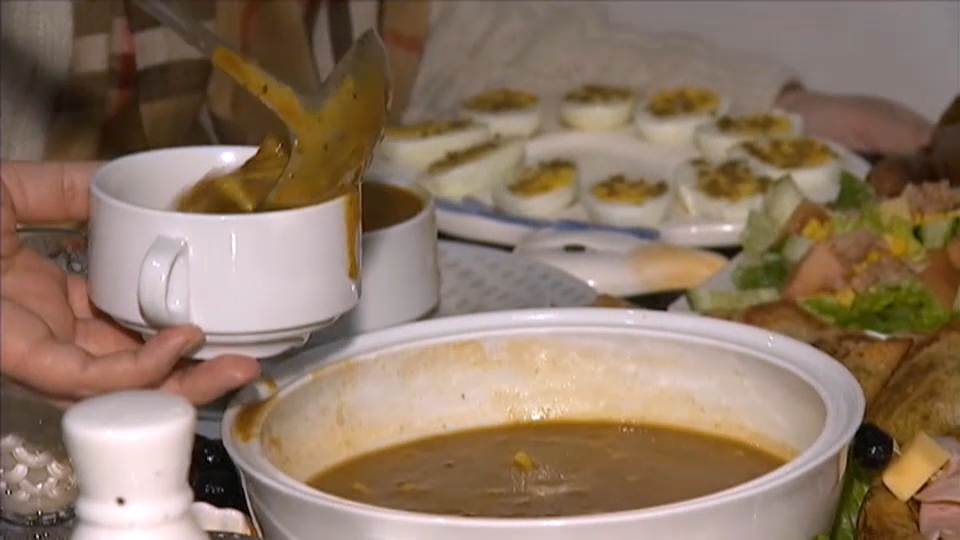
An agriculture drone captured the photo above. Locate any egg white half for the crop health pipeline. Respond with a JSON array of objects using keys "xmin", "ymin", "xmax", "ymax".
[
  {"xmin": 581, "ymin": 183, "xmax": 672, "ymax": 228},
  {"xmin": 463, "ymin": 107, "xmax": 542, "ymax": 138},
  {"xmin": 635, "ymin": 96, "xmax": 730, "ymax": 147},
  {"xmin": 728, "ymin": 139, "xmax": 842, "ymax": 203},
  {"xmin": 673, "ymin": 161, "xmax": 765, "ymax": 223},
  {"xmin": 492, "ymin": 170, "xmax": 577, "ymax": 219},
  {"xmin": 693, "ymin": 109, "xmax": 804, "ymax": 161},
  {"xmin": 380, "ymin": 123, "xmax": 492, "ymax": 171},
  {"xmin": 419, "ymin": 139, "xmax": 526, "ymax": 201},
  {"xmin": 559, "ymin": 98, "xmax": 637, "ymax": 131}
]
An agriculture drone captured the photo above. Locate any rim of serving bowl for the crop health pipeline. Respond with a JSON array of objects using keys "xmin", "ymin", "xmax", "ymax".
[
  {"xmin": 222, "ymin": 307, "xmax": 864, "ymax": 528},
  {"xmin": 89, "ymin": 145, "xmax": 355, "ymax": 221}
]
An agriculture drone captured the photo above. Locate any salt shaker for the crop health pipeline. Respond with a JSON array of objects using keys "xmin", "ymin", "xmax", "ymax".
[{"xmin": 63, "ymin": 391, "xmax": 210, "ymax": 540}]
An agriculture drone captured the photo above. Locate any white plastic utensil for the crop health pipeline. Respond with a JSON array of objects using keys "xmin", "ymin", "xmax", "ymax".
[{"xmin": 514, "ymin": 229, "xmax": 728, "ymax": 296}]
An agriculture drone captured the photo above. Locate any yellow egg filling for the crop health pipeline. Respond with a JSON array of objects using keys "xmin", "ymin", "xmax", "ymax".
[
  {"xmin": 564, "ymin": 84, "xmax": 635, "ymax": 104},
  {"xmin": 590, "ymin": 175, "xmax": 668, "ymax": 205},
  {"xmin": 695, "ymin": 160, "xmax": 771, "ymax": 202},
  {"xmin": 508, "ymin": 159, "xmax": 577, "ymax": 197},
  {"xmin": 715, "ymin": 113, "xmax": 793, "ymax": 136},
  {"xmin": 742, "ymin": 137, "xmax": 838, "ymax": 169},
  {"xmin": 427, "ymin": 140, "xmax": 501, "ymax": 174},
  {"xmin": 464, "ymin": 88, "xmax": 540, "ymax": 112},
  {"xmin": 646, "ymin": 87, "xmax": 721, "ymax": 117},
  {"xmin": 385, "ymin": 119, "xmax": 475, "ymax": 139}
]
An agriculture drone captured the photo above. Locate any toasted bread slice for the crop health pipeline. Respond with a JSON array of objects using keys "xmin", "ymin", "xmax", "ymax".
[
  {"xmin": 737, "ymin": 300, "xmax": 832, "ymax": 344},
  {"xmin": 869, "ymin": 331, "xmax": 960, "ymax": 445},
  {"xmin": 814, "ymin": 333, "xmax": 912, "ymax": 408},
  {"xmin": 858, "ymin": 485, "xmax": 923, "ymax": 540}
]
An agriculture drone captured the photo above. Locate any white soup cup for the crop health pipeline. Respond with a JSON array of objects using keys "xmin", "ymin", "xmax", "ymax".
[{"xmin": 87, "ymin": 146, "xmax": 360, "ymax": 359}]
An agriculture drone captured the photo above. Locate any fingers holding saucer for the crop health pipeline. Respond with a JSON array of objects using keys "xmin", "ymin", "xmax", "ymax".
[
  {"xmin": 8, "ymin": 325, "xmax": 202, "ymax": 401},
  {"xmin": 161, "ymin": 355, "xmax": 261, "ymax": 406}
]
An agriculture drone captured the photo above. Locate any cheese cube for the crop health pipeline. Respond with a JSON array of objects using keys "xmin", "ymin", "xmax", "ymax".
[{"xmin": 882, "ymin": 432, "xmax": 952, "ymax": 502}]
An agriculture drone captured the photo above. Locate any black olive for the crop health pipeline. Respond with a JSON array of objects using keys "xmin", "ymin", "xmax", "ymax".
[{"xmin": 852, "ymin": 423, "xmax": 895, "ymax": 471}]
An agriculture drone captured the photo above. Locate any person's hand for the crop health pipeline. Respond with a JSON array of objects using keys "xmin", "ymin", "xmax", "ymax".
[
  {"xmin": 1, "ymin": 161, "xmax": 261, "ymax": 406},
  {"xmin": 776, "ymin": 88, "xmax": 933, "ymax": 156}
]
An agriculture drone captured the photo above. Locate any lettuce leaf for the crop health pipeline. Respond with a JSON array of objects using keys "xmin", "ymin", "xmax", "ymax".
[
  {"xmin": 831, "ymin": 205, "xmax": 883, "ymax": 236},
  {"xmin": 800, "ymin": 279, "xmax": 955, "ymax": 334},
  {"xmin": 833, "ymin": 171, "xmax": 875, "ymax": 211},
  {"xmin": 733, "ymin": 254, "xmax": 790, "ymax": 290}
]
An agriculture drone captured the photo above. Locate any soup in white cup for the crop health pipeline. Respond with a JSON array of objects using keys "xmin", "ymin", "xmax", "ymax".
[{"xmin": 311, "ymin": 181, "xmax": 440, "ymax": 341}]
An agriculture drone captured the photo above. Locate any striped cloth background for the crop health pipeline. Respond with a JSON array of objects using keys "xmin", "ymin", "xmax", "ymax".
[{"xmin": 44, "ymin": 0, "xmax": 431, "ymax": 161}]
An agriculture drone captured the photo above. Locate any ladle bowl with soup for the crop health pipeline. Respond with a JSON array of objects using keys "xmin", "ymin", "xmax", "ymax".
[{"xmin": 223, "ymin": 308, "xmax": 864, "ymax": 539}]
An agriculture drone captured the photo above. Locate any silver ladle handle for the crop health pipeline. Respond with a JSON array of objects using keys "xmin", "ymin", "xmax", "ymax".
[{"xmin": 133, "ymin": 0, "xmax": 229, "ymax": 60}]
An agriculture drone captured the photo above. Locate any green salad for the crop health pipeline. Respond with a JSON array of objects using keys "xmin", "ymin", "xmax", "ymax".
[{"xmin": 686, "ymin": 172, "xmax": 960, "ymax": 334}]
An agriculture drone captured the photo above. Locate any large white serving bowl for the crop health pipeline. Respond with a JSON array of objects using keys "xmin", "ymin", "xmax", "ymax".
[{"xmin": 222, "ymin": 308, "xmax": 863, "ymax": 540}]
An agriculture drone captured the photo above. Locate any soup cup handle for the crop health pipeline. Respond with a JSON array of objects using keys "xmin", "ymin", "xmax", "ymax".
[{"xmin": 138, "ymin": 236, "xmax": 191, "ymax": 327}]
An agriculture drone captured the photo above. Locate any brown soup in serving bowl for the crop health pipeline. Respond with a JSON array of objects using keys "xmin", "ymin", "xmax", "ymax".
[
  {"xmin": 308, "ymin": 420, "xmax": 784, "ymax": 518},
  {"xmin": 223, "ymin": 309, "xmax": 863, "ymax": 540}
]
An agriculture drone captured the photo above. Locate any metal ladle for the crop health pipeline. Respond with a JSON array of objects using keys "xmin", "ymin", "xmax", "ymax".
[{"xmin": 134, "ymin": 0, "xmax": 392, "ymax": 212}]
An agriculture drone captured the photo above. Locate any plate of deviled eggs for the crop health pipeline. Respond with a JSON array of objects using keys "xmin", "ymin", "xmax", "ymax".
[{"xmin": 372, "ymin": 85, "xmax": 870, "ymax": 248}]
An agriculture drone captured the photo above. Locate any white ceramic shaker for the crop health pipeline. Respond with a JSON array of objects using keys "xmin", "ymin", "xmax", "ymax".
[{"xmin": 62, "ymin": 390, "xmax": 209, "ymax": 540}]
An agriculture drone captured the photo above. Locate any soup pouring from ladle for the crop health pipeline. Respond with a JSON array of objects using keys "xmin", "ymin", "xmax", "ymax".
[{"xmin": 134, "ymin": 0, "xmax": 392, "ymax": 213}]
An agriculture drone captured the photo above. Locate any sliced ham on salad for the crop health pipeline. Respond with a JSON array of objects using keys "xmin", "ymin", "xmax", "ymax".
[{"xmin": 915, "ymin": 437, "xmax": 960, "ymax": 540}]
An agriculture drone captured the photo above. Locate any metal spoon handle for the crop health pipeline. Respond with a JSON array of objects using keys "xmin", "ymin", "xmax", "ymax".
[
  {"xmin": 133, "ymin": 0, "xmax": 228, "ymax": 60},
  {"xmin": 134, "ymin": 0, "xmax": 303, "ymax": 135}
]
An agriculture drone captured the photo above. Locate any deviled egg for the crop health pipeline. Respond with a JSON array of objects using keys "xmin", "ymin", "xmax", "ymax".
[
  {"xmin": 674, "ymin": 158, "xmax": 772, "ymax": 222},
  {"xmin": 693, "ymin": 109, "xmax": 803, "ymax": 161},
  {"xmin": 730, "ymin": 137, "xmax": 841, "ymax": 203},
  {"xmin": 635, "ymin": 87, "xmax": 729, "ymax": 146},
  {"xmin": 558, "ymin": 84, "xmax": 638, "ymax": 131},
  {"xmin": 581, "ymin": 174, "xmax": 671, "ymax": 227},
  {"xmin": 419, "ymin": 138, "xmax": 526, "ymax": 201},
  {"xmin": 380, "ymin": 120, "xmax": 491, "ymax": 170},
  {"xmin": 462, "ymin": 88, "xmax": 542, "ymax": 138},
  {"xmin": 492, "ymin": 159, "xmax": 578, "ymax": 218}
]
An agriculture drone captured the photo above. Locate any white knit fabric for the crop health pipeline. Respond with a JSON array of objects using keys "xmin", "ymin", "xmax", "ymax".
[
  {"xmin": 1, "ymin": 0, "xmax": 797, "ymax": 161},
  {"xmin": 406, "ymin": 1, "xmax": 797, "ymax": 121},
  {"xmin": 1, "ymin": 0, "xmax": 74, "ymax": 161}
]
